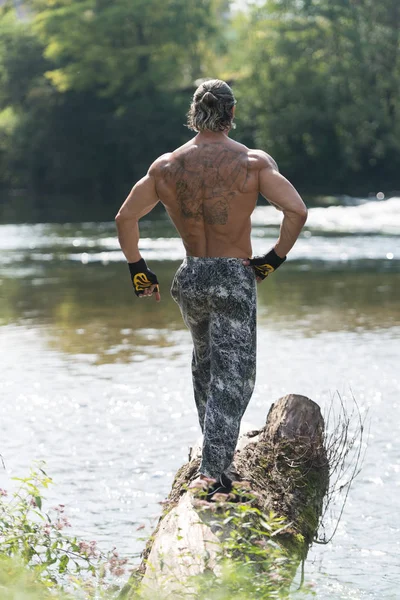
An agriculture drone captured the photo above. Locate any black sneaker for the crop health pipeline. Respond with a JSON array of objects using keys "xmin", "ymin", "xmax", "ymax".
[{"xmin": 206, "ymin": 473, "xmax": 233, "ymax": 501}]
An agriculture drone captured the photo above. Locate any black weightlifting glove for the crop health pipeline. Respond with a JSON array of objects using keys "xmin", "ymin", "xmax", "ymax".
[
  {"xmin": 248, "ymin": 248, "xmax": 286, "ymax": 280},
  {"xmin": 128, "ymin": 258, "xmax": 159, "ymax": 297}
]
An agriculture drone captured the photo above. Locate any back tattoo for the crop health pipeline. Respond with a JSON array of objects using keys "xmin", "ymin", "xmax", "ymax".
[{"xmin": 164, "ymin": 144, "xmax": 251, "ymax": 225}]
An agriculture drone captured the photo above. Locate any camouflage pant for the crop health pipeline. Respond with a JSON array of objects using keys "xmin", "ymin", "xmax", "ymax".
[{"xmin": 171, "ymin": 257, "xmax": 257, "ymax": 479}]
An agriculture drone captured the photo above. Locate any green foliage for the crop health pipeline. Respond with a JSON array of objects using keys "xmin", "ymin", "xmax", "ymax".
[
  {"xmin": 125, "ymin": 489, "xmax": 314, "ymax": 599},
  {"xmin": 190, "ymin": 504, "xmax": 298, "ymax": 599},
  {"xmin": 0, "ymin": 557, "xmax": 72, "ymax": 599},
  {"xmin": 0, "ymin": 466, "xmax": 314, "ymax": 599},
  {"xmin": 0, "ymin": 8, "xmax": 47, "ymax": 109},
  {"xmin": 233, "ymin": 0, "xmax": 400, "ymax": 192},
  {"xmin": 0, "ymin": 0, "xmax": 222, "ymax": 204},
  {"xmin": 0, "ymin": 463, "xmax": 127, "ymax": 597},
  {"xmin": 28, "ymin": 0, "xmax": 215, "ymax": 95},
  {"xmin": 0, "ymin": 0, "xmax": 399, "ymax": 212}
]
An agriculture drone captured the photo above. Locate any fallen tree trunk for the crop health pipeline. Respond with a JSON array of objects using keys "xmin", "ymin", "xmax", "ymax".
[{"xmin": 122, "ymin": 394, "xmax": 329, "ymax": 599}]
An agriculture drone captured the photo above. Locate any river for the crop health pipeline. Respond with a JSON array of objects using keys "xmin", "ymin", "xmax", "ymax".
[{"xmin": 0, "ymin": 196, "xmax": 399, "ymax": 598}]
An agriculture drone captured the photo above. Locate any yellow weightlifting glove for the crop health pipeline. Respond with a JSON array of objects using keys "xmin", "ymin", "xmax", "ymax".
[
  {"xmin": 248, "ymin": 248, "xmax": 286, "ymax": 280},
  {"xmin": 128, "ymin": 259, "xmax": 159, "ymax": 297}
]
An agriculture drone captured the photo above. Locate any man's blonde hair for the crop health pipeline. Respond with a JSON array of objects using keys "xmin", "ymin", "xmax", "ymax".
[{"xmin": 187, "ymin": 79, "xmax": 236, "ymax": 133}]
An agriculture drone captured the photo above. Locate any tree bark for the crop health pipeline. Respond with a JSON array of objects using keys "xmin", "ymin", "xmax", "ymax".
[{"xmin": 121, "ymin": 394, "xmax": 329, "ymax": 599}]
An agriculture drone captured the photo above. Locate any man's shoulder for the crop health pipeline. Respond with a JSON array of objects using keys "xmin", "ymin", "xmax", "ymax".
[
  {"xmin": 217, "ymin": 139, "xmax": 277, "ymax": 168},
  {"xmin": 227, "ymin": 142, "xmax": 279, "ymax": 171},
  {"xmin": 149, "ymin": 152, "xmax": 173, "ymax": 176},
  {"xmin": 247, "ymin": 149, "xmax": 279, "ymax": 172},
  {"xmin": 149, "ymin": 140, "xmax": 195, "ymax": 176}
]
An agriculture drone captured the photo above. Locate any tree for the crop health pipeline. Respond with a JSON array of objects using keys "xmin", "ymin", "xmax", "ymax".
[
  {"xmin": 27, "ymin": 0, "xmax": 216, "ymax": 95},
  {"xmin": 0, "ymin": 0, "xmax": 227, "ymax": 208},
  {"xmin": 232, "ymin": 0, "xmax": 400, "ymax": 192},
  {"xmin": 0, "ymin": 5, "xmax": 52, "ymax": 191}
]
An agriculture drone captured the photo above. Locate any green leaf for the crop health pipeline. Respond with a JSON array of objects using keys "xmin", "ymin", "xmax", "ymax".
[{"xmin": 58, "ymin": 554, "xmax": 69, "ymax": 574}]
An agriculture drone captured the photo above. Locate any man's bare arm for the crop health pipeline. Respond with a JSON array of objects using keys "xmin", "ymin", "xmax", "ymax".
[
  {"xmin": 258, "ymin": 154, "xmax": 308, "ymax": 257},
  {"xmin": 115, "ymin": 167, "xmax": 161, "ymax": 301},
  {"xmin": 115, "ymin": 173, "xmax": 159, "ymax": 262}
]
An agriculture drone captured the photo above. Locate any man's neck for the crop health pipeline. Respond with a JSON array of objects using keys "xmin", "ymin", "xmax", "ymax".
[{"xmin": 195, "ymin": 130, "xmax": 230, "ymax": 144}]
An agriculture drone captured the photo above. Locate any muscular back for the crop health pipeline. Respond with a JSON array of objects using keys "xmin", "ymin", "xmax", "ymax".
[
  {"xmin": 116, "ymin": 131, "xmax": 306, "ymax": 265},
  {"xmin": 152, "ymin": 137, "xmax": 263, "ymax": 258}
]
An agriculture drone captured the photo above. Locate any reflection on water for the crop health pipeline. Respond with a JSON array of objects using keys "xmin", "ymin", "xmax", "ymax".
[
  {"xmin": 0, "ymin": 260, "xmax": 398, "ymax": 362},
  {"xmin": 0, "ymin": 212, "xmax": 399, "ymax": 599}
]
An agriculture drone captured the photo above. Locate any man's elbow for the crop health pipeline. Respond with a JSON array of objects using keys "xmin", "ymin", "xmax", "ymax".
[
  {"xmin": 114, "ymin": 212, "xmax": 124, "ymax": 233},
  {"xmin": 115, "ymin": 209, "xmax": 137, "ymax": 225},
  {"xmin": 296, "ymin": 203, "xmax": 308, "ymax": 225}
]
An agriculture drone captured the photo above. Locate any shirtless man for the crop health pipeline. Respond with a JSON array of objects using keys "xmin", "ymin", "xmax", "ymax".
[{"xmin": 115, "ymin": 79, "xmax": 307, "ymax": 497}]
